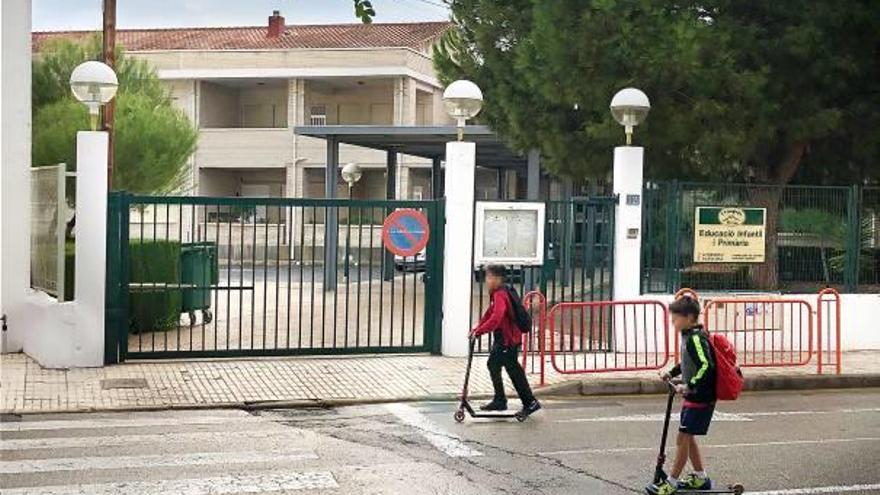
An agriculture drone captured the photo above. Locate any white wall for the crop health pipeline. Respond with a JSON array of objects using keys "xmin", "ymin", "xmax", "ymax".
[{"xmin": 1, "ymin": 0, "xmax": 32, "ymax": 354}]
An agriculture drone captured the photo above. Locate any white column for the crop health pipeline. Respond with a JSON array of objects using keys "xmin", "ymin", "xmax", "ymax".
[
  {"xmin": 613, "ymin": 146, "xmax": 644, "ymax": 301},
  {"xmin": 73, "ymin": 131, "xmax": 109, "ymax": 366},
  {"xmin": 1, "ymin": 0, "xmax": 32, "ymax": 354},
  {"xmin": 442, "ymin": 141, "xmax": 476, "ymax": 357}
]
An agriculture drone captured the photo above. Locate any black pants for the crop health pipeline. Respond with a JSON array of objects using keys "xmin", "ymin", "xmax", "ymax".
[{"xmin": 487, "ymin": 344, "xmax": 535, "ymax": 406}]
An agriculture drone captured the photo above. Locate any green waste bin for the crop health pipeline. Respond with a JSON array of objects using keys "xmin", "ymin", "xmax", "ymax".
[{"xmin": 180, "ymin": 242, "xmax": 218, "ymax": 325}]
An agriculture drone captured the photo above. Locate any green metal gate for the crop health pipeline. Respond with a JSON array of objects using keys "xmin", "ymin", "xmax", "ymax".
[
  {"xmin": 470, "ymin": 197, "xmax": 616, "ymax": 353},
  {"xmin": 105, "ymin": 193, "xmax": 444, "ymax": 362}
]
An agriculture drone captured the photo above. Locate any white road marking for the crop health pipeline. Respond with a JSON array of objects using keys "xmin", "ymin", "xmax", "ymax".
[
  {"xmin": 0, "ymin": 415, "xmax": 259, "ymax": 432},
  {"xmin": 1, "ymin": 471, "xmax": 338, "ymax": 495},
  {"xmin": 739, "ymin": 407, "xmax": 880, "ymax": 417},
  {"xmin": 539, "ymin": 436, "xmax": 880, "ymax": 456},
  {"xmin": 554, "ymin": 406, "xmax": 880, "ymax": 424},
  {"xmin": 0, "ymin": 428, "xmax": 285, "ymax": 451},
  {"xmin": 748, "ymin": 483, "xmax": 880, "ymax": 494},
  {"xmin": 0, "ymin": 449, "xmax": 318, "ymax": 474},
  {"xmin": 384, "ymin": 403, "xmax": 482, "ymax": 458},
  {"xmin": 555, "ymin": 412, "xmax": 752, "ymax": 423}
]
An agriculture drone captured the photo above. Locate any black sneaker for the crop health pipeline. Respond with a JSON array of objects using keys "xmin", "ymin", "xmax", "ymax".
[
  {"xmin": 520, "ymin": 400, "xmax": 542, "ymax": 417},
  {"xmin": 480, "ymin": 399, "xmax": 508, "ymax": 411}
]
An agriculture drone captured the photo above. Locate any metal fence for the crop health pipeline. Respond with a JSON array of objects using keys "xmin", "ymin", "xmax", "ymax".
[
  {"xmin": 105, "ymin": 193, "xmax": 444, "ymax": 362},
  {"xmin": 470, "ymin": 197, "xmax": 616, "ymax": 353},
  {"xmin": 859, "ymin": 187, "xmax": 880, "ymax": 291},
  {"xmin": 29, "ymin": 164, "xmax": 68, "ymax": 299},
  {"xmin": 643, "ymin": 181, "xmax": 876, "ymax": 293}
]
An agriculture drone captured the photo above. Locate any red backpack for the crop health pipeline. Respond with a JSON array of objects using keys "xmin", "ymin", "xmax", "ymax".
[{"xmin": 709, "ymin": 333, "xmax": 744, "ymax": 400}]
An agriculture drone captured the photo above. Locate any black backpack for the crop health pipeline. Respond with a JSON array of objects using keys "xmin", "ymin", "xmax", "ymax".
[{"xmin": 504, "ymin": 286, "xmax": 532, "ymax": 333}]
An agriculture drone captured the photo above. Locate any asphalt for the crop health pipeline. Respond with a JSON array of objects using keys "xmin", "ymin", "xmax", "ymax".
[{"xmin": 1, "ymin": 389, "xmax": 878, "ymax": 494}]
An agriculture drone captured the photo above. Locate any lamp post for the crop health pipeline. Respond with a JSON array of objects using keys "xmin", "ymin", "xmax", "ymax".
[
  {"xmin": 341, "ymin": 163, "xmax": 362, "ymax": 279},
  {"xmin": 441, "ymin": 80, "xmax": 483, "ymax": 357},
  {"xmin": 67, "ymin": 60, "xmax": 118, "ymax": 365},
  {"xmin": 610, "ymin": 88, "xmax": 650, "ymax": 301},
  {"xmin": 69, "ymin": 61, "xmax": 118, "ymax": 189}
]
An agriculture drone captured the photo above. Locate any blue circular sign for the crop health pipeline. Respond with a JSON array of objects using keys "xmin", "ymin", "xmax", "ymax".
[{"xmin": 382, "ymin": 209, "xmax": 430, "ymax": 257}]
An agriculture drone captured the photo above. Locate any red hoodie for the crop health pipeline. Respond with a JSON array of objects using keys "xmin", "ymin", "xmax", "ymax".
[{"xmin": 472, "ymin": 288, "xmax": 522, "ymax": 347}]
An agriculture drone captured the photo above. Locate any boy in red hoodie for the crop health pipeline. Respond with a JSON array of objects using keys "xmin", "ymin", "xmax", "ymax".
[{"xmin": 470, "ymin": 265, "xmax": 541, "ymax": 417}]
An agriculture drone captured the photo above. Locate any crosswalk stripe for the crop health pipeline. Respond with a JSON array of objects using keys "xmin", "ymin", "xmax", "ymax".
[
  {"xmin": 385, "ymin": 403, "xmax": 482, "ymax": 458},
  {"xmin": 0, "ymin": 415, "xmax": 259, "ymax": 432},
  {"xmin": 1, "ymin": 471, "xmax": 338, "ymax": 495},
  {"xmin": 0, "ymin": 449, "xmax": 318, "ymax": 474},
  {"xmin": 0, "ymin": 428, "xmax": 286, "ymax": 451}
]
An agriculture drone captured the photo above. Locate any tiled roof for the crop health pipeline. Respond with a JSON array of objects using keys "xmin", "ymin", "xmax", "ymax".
[{"xmin": 32, "ymin": 21, "xmax": 450, "ymax": 52}]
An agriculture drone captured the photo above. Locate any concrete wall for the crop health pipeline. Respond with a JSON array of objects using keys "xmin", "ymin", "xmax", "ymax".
[
  {"xmin": 199, "ymin": 81, "xmax": 239, "ymax": 128},
  {"xmin": 1, "ymin": 0, "xmax": 32, "ymax": 354},
  {"xmin": 196, "ymin": 129, "xmax": 292, "ymax": 169},
  {"xmin": 240, "ymin": 85, "xmax": 288, "ymax": 128}
]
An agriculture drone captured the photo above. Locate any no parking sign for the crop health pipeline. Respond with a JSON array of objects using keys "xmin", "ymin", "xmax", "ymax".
[{"xmin": 382, "ymin": 209, "xmax": 430, "ymax": 257}]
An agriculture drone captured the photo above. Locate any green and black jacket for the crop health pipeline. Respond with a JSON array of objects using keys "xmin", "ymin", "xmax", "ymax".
[{"xmin": 670, "ymin": 325, "xmax": 717, "ymax": 404}]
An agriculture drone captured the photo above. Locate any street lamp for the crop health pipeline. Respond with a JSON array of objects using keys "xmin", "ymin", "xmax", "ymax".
[
  {"xmin": 69, "ymin": 61, "xmax": 118, "ymax": 130},
  {"xmin": 341, "ymin": 163, "xmax": 362, "ymax": 279},
  {"xmin": 443, "ymin": 80, "xmax": 483, "ymax": 141},
  {"xmin": 341, "ymin": 162, "xmax": 363, "ymax": 197},
  {"xmin": 610, "ymin": 87, "xmax": 650, "ymax": 146}
]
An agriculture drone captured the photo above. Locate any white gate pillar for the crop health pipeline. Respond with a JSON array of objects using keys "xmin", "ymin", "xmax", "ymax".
[
  {"xmin": 612, "ymin": 146, "xmax": 644, "ymax": 301},
  {"xmin": 441, "ymin": 141, "xmax": 476, "ymax": 357}
]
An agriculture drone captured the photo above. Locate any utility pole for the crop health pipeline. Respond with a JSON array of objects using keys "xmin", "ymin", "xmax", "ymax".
[{"xmin": 102, "ymin": 0, "xmax": 116, "ymax": 189}]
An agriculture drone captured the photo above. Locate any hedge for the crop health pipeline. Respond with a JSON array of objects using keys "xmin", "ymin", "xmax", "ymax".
[{"xmin": 64, "ymin": 239, "xmax": 183, "ymax": 332}]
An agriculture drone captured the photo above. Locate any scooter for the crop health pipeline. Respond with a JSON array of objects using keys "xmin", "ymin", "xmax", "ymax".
[
  {"xmin": 646, "ymin": 380, "xmax": 744, "ymax": 495},
  {"xmin": 453, "ymin": 337, "xmax": 526, "ymax": 423}
]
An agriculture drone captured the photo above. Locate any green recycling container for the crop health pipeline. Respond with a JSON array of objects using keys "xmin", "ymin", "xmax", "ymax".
[{"xmin": 180, "ymin": 242, "xmax": 218, "ymax": 324}]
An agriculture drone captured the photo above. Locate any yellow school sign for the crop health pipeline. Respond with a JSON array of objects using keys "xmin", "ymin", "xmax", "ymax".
[{"xmin": 694, "ymin": 206, "xmax": 767, "ymax": 263}]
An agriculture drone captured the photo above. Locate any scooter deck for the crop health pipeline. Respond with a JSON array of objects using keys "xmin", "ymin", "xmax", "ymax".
[
  {"xmin": 454, "ymin": 400, "xmax": 526, "ymax": 422},
  {"xmin": 647, "ymin": 484, "xmax": 744, "ymax": 495}
]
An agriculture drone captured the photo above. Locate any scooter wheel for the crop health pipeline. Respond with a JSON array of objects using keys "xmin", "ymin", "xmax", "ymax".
[
  {"xmin": 453, "ymin": 410, "xmax": 465, "ymax": 423},
  {"xmin": 515, "ymin": 412, "xmax": 527, "ymax": 422},
  {"xmin": 731, "ymin": 484, "xmax": 744, "ymax": 495}
]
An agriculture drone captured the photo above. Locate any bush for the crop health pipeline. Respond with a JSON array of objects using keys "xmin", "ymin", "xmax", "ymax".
[
  {"xmin": 129, "ymin": 240, "xmax": 182, "ymax": 333},
  {"xmin": 63, "ymin": 240, "xmax": 182, "ymax": 332}
]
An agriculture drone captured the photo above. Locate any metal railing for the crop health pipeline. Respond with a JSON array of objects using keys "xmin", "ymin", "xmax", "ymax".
[
  {"xmin": 545, "ymin": 299, "xmax": 671, "ymax": 375},
  {"xmin": 105, "ymin": 193, "xmax": 444, "ymax": 362},
  {"xmin": 643, "ymin": 181, "xmax": 876, "ymax": 293}
]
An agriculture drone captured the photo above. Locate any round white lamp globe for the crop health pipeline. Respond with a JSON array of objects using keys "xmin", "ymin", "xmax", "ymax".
[
  {"xmin": 610, "ymin": 88, "xmax": 650, "ymax": 145},
  {"xmin": 443, "ymin": 80, "xmax": 483, "ymax": 140},
  {"xmin": 69, "ymin": 61, "xmax": 119, "ymax": 130},
  {"xmin": 341, "ymin": 162, "xmax": 362, "ymax": 188}
]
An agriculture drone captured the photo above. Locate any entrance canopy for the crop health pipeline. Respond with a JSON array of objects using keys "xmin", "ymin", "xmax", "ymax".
[{"xmin": 294, "ymin": 125, "xmax": 528, "ymax": 171}]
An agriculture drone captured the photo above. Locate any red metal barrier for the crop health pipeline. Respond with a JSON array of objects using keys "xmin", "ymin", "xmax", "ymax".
[
  {"xmin": 703, "ymin": 297, "xmax": 814, "ymax": 368},
  {"xmin": 546, "ymin": 300, "xmax": 671, "ymax": 374},
  {"xmin": 817, "ymin": 288, "xmax": 842, "ymax": 375},
  {"xmin": 522, "ymin": 291, "xmax": 547, "ymax": 385}
]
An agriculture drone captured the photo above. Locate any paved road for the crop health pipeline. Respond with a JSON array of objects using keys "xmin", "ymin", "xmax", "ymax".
[{"xmin": 1, "ymin": 389, "xmax": 878, "ymax": 494}]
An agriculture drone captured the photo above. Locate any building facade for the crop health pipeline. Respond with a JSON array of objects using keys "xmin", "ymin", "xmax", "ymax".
[{"xmin": 34, "ymin": 12, "xmax": 508, "ymax": 215}]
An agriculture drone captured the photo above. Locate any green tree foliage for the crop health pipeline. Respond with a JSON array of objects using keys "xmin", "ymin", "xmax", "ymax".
[
  {"xmin": 435, "ymin": 0, "xmax": 879, "ymax": 289},
  {"xmin": 32, "ymin": 36, "xmax": 197, "ymax": 195},
  {"xmin": 434, "ymin": 0, "xmax": 879, "ymax": 185},
  {"xmin": 353, "ymin": 0, "xmax": 376, "ymax": 23}
]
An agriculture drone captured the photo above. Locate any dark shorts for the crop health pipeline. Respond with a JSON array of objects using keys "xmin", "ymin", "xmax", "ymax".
[{"xmin": 679, "ymin": 404, "xmax": 715, "ymax": 436}]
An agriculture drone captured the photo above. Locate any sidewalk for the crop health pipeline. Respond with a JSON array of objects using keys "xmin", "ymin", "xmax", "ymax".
[{"xmin": 2, "ymin": 351, "xmax": 879, "ymax": 414}]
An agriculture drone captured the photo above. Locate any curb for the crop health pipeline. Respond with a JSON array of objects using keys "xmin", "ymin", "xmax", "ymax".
[
  {"xmin": 3, "ymin": 375, "xmax": 878, "ymax": 416},
  {"xmin": 534, "ymin": 373, "xmax": 880, "ymax": 398}
]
